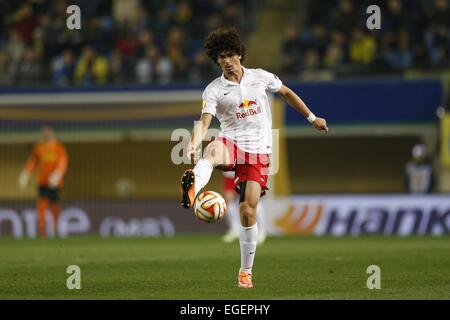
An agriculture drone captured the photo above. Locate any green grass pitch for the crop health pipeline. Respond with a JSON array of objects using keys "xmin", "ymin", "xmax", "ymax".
[{"xmin": 0, "ymin": 235, "xmax": 449, "ymax": 299}]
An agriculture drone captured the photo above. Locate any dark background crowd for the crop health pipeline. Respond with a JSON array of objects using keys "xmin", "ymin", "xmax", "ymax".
[
  {"xmin": 0, "ymin": 0, "xmax": 256, "ymax": 87},
  {"xmin": 282, "ymin": 0, "xmax": 450, "ymax": 78},
  {"xmin": 0, "ymin": 0, "xmax": 449, "ymax": 87}
]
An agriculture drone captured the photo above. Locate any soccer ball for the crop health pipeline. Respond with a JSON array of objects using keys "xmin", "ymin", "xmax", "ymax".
[{"xmin": 194, "ymin": 191, "xmax": 227, "ymax": 223}]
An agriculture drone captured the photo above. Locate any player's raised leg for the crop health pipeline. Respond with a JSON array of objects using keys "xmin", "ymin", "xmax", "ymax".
[
  {"xmin": 238, "ymin": 180, "xmax": 261, "ymax": 288},
  {"xmin": 180, "ymin": 140, "xmax": 232, "ymax": 209}
]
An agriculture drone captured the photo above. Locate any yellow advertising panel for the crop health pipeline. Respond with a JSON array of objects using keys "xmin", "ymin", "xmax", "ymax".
[{"xmin": 441, "ymin": 114, "xmax": 450, "ymax": 167}]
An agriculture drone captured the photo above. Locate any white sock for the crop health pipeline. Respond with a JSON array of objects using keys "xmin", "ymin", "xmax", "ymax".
[
  {"xmin": 239, "ymin": 223, "xmax": 258, "ymax": 274},
  {"xmin": 225, "ymin": 198, "xmax": 240, "ymax": 234},
  {"xmin": 192, "ymin": 159, "xmax": 213, "ymax": 196}
]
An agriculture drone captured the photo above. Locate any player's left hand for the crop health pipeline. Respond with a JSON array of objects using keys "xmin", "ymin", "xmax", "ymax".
[
  {"xmin": 312, "ymin": 117, "xmax": 329, "ymax": 134},
  {"xmin": 48, "ymin": 171, "xmax": 62, "ymax": 188},
  {"xmin": 18, "ymin": 171, "xmax": 30, "ymax": 190}
]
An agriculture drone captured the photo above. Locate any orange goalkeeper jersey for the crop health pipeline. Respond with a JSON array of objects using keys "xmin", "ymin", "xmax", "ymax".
[{"xmin": 23, "ymin": 140, "xmax": 68, "ymax": 188}]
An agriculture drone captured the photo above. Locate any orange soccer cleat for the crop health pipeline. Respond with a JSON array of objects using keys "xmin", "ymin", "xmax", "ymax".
[
  {"xmin": 238, "ymin": 271, "xmax": 253, "ymax": 288},
  {"xmin": 180, "ymin": 169, "xmax": 196, "ymax": 209}
]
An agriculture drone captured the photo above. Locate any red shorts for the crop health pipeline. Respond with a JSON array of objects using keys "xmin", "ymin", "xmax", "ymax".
[{"xmin": 217, "ymin": 137, "xmax": 270, "ymax": 196}]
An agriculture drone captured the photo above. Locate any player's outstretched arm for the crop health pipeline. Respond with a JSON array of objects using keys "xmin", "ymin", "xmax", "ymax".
[
  {"xmin": 18, "ymin": 147, "xmax": 38, "ymax": 189},
  {"xmin": 277, "ymin": 85, "xmax": 329, "ymax": 134},
  {"xmin": 188, "ymin": 113, "xmax": 213, "ymax": 159}
]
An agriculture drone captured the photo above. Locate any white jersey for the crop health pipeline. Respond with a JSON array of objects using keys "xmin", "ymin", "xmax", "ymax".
[{"xmin": 201, "ymin": 66, "xmax": 282, "ymax": 154}]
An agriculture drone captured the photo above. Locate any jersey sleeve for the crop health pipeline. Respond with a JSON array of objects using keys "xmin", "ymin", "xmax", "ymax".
[
  {"xmin": 201, "ymin": 86, "xmax": 218, "ymax": 116},
  {"xmin": 260, "ymin": 69, "xmax": 283, "ymax": 93}
]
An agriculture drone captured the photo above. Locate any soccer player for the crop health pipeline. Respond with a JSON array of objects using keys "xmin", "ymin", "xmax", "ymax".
[
  {"xmin": 403, "ymin": 143, "xmax": 435, "ymax": 193},
  {"xmin": 180, "ymin": 27, "xmax": 328, "ymax": 288},
  {"xmin": 221, "ymin": 171, "xmax": 267, "ymax": 245},
  {"xmin": 18, "ymin": 126, "xmax": 68, "ymax": 238}
]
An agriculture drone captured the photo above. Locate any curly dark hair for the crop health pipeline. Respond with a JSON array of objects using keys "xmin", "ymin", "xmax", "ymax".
[{"xmin": 204, "ymin": 27, "xmax": 246, "ymax": 65}]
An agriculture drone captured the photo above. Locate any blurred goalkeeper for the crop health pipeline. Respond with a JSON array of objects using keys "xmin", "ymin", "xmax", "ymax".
[{"xmin": 18, "ymin": 126, "xmax": 68, "ymax": 238}]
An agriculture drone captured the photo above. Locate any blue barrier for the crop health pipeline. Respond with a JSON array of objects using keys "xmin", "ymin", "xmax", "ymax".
[
  {"xmin": 284, "ymin": 79, "xmax": 443, "ymax": 125},
  {"xmin": 0, "ymin": 78, "xmax": 443, "ymax": 126}
]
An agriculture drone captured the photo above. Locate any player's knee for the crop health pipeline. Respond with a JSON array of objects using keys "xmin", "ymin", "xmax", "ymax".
[{"xmin": 240, "ymin": 201, "xmax": 257, "ymax": 220}]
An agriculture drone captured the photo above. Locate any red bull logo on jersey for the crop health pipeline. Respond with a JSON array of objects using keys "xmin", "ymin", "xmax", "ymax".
[
  {"xmin": 236, "ymin": 99, "xmax": 261, "ymax": 119},
  {"xmin": 239, "ymin": 99, "xmax": 257, "ymax": 108}
]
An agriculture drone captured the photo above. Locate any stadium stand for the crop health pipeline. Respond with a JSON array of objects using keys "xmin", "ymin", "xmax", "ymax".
[
  {"xmin": 281, "ymin": 0, "xmax": 450, "ymax": 79},
  {"xmin": 1, "ymin": 0, "xmax": 449, "ymax": 86},
  {"xmin": 0, "ymin": 0, "xmax": 258, "ymax": 87}
]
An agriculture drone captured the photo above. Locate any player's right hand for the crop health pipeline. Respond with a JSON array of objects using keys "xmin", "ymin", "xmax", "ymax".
[
  {"xmin": 18, "ymin": 171, "xmax": 30, "ymax": 190},
  {"xmin": 48, "ymin": 171, "xmax": 62, "ymax": 188},
  {"xmin": 312, "ymin": 117, "xmax": 329, "ymax": 134}
]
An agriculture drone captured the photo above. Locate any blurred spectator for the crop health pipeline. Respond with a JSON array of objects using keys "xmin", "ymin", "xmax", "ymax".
[
  {"xmin": 136, "ymin": 29, "xmax": 156, "ymax": 57},
  {"xmin": 383, "ymin": 30, "xmax": 413, "ymax": 70},
  {"xmin": 0, "ymin": 51, "xmax": 13, "ymax": 85},
  {"xmin": 331, "ymin": 0, "xmax": 358, "ymax": 37},
  {"xmin": 425, "ymin": 0, "xmax": 450, "ymax": 67},
  {"xmin": 189, "ymin": 50, "xmax": 218, "ymax": 83},
  {"xmin": 34, "ymin": 13, "xmax": 58, "ymax": 64},
  {"xmin": 324, "ymin": 31, "xmax": 347, "ymax": 69},
  {"xmin": 148, "ymin": 46, "xmax": 173, "ymax": 84},
  {"xmin": 281, "ymin": 26, "xmax": 302, "ymax": 76},
  {"xmin": 52, "ymin": 50, "xmax": 75, "ymax": 87},
  {"xmin": 11, "ymin": 3, "xmax": 36, "ymax": 43},
  {"xmin": 5, "ymin": 30, "xmax": 25, "ymax": 64},
  {"xmin": 222, "ymin": 2, "xmax": 246, "ymax": 32},
  {"xmin": 16, "ymin": 48, "xmax": 43, "ymax": 86},
  {"xmin": 153, "ymin": 8, "xmax": 173, "ymax": 42},
  {"xmin": 429, "ymin": 0, "xmax": 450, "ymax": 29},
  {"xmin": 115, "ymin": 26, "xmax": 137, "ymax": 60},
  {"xmin": 31, "ymin": 26, "xmax": 45, "ymax": 60},
  {"xmin": 110, "ymin": 49, "xmax": 126, "ymax": 84},
  {"xmin": 173, "ymin": 0, "xmax": 193, "ymax": 30},
  {"xmin": 349, "ymin": 29, "xmax": 376, "ymax": 65},
  {"xmin": 302, "ymin": 48, "xmax": 321, "ymax": 71},
  {"xmin": 384, "ymin": 0, "xmax": 409, "ymax": 32},
  {"xmin": 113, "ymin": 0, "xmax": 139, "ymax": 24},
  {"xmin": 303, "ymin": 24, "xmax": 329, "ymax": 58},
  {"xmin": 75, "ymin": 46, "xmax": 109, "ymax": 86},
  {"xmin": 167, "ymin": 27, "xmax": 190, "ymax": 82},
  {"xmin": 135, "ymin": 46, "xmax": 153, "ymax": 84},
  {"xmin": 305, "ymin": 1, "xmax": 334, "ymax": 26},
  {"xmin": 403, "ymin": 144, "xmax": 436, "ymax": 193}
]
